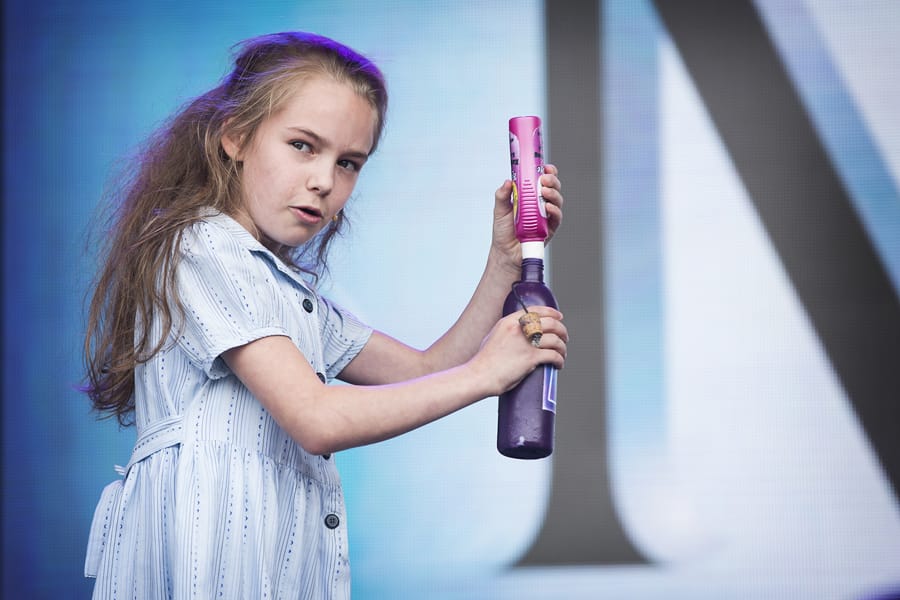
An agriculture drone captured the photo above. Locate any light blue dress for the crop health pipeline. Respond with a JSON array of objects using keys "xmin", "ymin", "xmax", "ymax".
[{"xmin": 85, "ymin": 211, "xmax": 372, "ymax": 599}]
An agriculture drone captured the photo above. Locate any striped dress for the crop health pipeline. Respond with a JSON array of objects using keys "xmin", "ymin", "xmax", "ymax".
[{"xmin": 85, "ymin": 211, "xmax": 372, "ymax": 599}]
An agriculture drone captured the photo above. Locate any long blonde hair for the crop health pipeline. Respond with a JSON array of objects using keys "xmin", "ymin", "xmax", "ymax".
[{"xmin": 84, "ymin": 32, "xmax": 388, "ymax": 425}]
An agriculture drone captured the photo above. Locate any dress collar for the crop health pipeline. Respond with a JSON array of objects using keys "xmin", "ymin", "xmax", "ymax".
[{"xmin": 199, "ymin": 208, "xmax": 318, "ymax": 295}]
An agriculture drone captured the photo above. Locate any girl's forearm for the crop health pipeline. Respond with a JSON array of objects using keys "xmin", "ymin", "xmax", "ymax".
[
  {"xmin": 284, "ymin": 362, "xmax": 494, "ymax": 454},
  {"xmin": 418, "ymin": 246, "xmax": 520, "ymax": 373}
]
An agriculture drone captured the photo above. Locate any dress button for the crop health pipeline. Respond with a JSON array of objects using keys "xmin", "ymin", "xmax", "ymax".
[
  {"xmin": 302, "ymin": 298, "xmax": 314, "ymax": 313},
  {"xmin": 322, "ymin": 454, "xmax": 331, "ymax": 460},
  {"xmin": 316, "ymin": 372, "xmax": 326, "ymax": 383},
  {"xmin": 324, "ymin": 514, "xmax": 340, "ymax": 529}
]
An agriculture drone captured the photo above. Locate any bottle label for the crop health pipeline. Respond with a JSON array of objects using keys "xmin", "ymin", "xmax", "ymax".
[{"xmin": 542, "ymin": 366, "xmax": 557, "ymax": 413}]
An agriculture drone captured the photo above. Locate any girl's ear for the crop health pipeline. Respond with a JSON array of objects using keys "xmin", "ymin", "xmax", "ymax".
[{"xmin": 221, "ymin": 129, "xmax": 242, "ymax": 161}]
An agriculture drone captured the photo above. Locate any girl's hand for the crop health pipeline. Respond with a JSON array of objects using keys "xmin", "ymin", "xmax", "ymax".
[
  {"xmin": 468, "ymin": 306, "xmax": 568, "ymax": 396},
  {"xmin": 491, "ymin": 164, "xmax": 564, "ymax": 270}
]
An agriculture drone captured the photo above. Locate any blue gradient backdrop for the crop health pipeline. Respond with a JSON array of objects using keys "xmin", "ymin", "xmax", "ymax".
[{"xmin": 4, "ymin": 1, "xmax": 900, "ymax": 598}]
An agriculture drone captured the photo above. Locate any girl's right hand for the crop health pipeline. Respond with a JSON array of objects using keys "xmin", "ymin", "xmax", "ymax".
[{"xmin": 469, "ymin": 306, "xmax": 567, "ymax": 396}]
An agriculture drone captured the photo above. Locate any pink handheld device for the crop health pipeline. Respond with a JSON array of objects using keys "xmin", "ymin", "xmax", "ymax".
[{"xmin": 509, "ymin": 116, "xmax": 548, "ymax": 258}]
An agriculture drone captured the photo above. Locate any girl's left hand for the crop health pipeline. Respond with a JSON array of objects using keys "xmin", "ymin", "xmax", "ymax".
[{"xmin": 491, "ymin": 164, "xmax": 564, "ymax": 268}]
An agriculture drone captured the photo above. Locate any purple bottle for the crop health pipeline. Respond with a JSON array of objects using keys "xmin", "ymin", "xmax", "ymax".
[{"xmin": 497, "ymin": 258, "xmax": 558, "ymax": 459}]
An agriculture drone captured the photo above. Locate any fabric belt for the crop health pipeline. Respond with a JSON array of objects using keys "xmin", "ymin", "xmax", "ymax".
[
  {"xmin": 84, "ymin": 477, "xmax": 121, "ymax": 578},
  {"xmin": 85, "ymin": 414, "xmax": 185, "ymax": 578},
  {"xmin": 124, "ymin": 414, "xmax": 184, "ymax": 475}
]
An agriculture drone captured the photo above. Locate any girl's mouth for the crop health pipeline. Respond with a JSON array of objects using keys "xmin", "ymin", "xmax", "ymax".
[{"xmin": 291, "ymin": 206, "xmax": 324, "ymax": 224}]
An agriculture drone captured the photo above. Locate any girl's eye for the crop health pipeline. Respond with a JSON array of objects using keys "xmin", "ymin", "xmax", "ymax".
[
  {"xmin": 290, "ymin": 141, "xmax": 312, "ymax": 153},
  {"xmin": 338, "ymin": 159, "xmax": 361, "ymax": 173}
]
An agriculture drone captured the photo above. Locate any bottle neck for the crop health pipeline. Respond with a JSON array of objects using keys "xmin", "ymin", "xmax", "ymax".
[{"xmin": 520, "ymin": 257, "xmax": 545, "ymax": 282}]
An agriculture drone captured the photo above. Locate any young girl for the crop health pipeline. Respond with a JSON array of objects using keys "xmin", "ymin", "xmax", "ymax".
[{"xmin": 83, "ymin": 31, "xmax": 566, "ymax": 599}]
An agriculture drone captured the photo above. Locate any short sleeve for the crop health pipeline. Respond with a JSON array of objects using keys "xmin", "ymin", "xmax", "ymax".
[
  {"xmin": 317, "ymin": 296, "xmax": 373, "ymax": 379},
  {"xmin": 175, "ymin": 220, "xmax": 289, "ymax": 379}
]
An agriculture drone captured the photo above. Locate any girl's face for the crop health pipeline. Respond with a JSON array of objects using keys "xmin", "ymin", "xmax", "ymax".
[{"xmin": 223, "ymin": 75, "xmax": 377, "ymax": 249}]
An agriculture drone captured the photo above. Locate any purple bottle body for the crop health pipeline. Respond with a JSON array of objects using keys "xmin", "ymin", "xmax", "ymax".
[{"xmin": 497, "ymin": 259, "xmax": 558, "ymax": 459}]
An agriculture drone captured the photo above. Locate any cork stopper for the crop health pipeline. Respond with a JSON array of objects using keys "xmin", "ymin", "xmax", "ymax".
[{"xmin": 518, "ymin": 312, "xmax": 543, "ymax": 347}]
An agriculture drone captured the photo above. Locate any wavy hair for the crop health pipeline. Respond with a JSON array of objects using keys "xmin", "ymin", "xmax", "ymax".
[{"xmin": 84, "ymin": 32, "xmax": 388, "ymax": 425}]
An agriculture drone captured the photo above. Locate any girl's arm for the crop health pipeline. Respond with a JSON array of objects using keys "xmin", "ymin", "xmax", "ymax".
[
  {"xmin": 339, "ymin": 165, "xmax": 564, "ymax": 385},
  {"xmin": 222, "ymin": 305, "xmax": 567, "ymax": 455}
]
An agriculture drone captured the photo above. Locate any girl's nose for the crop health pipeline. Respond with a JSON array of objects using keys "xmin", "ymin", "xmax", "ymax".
[{"xmin": 306, "ymin": 159, "xmax": 334, "ymax": 196}]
